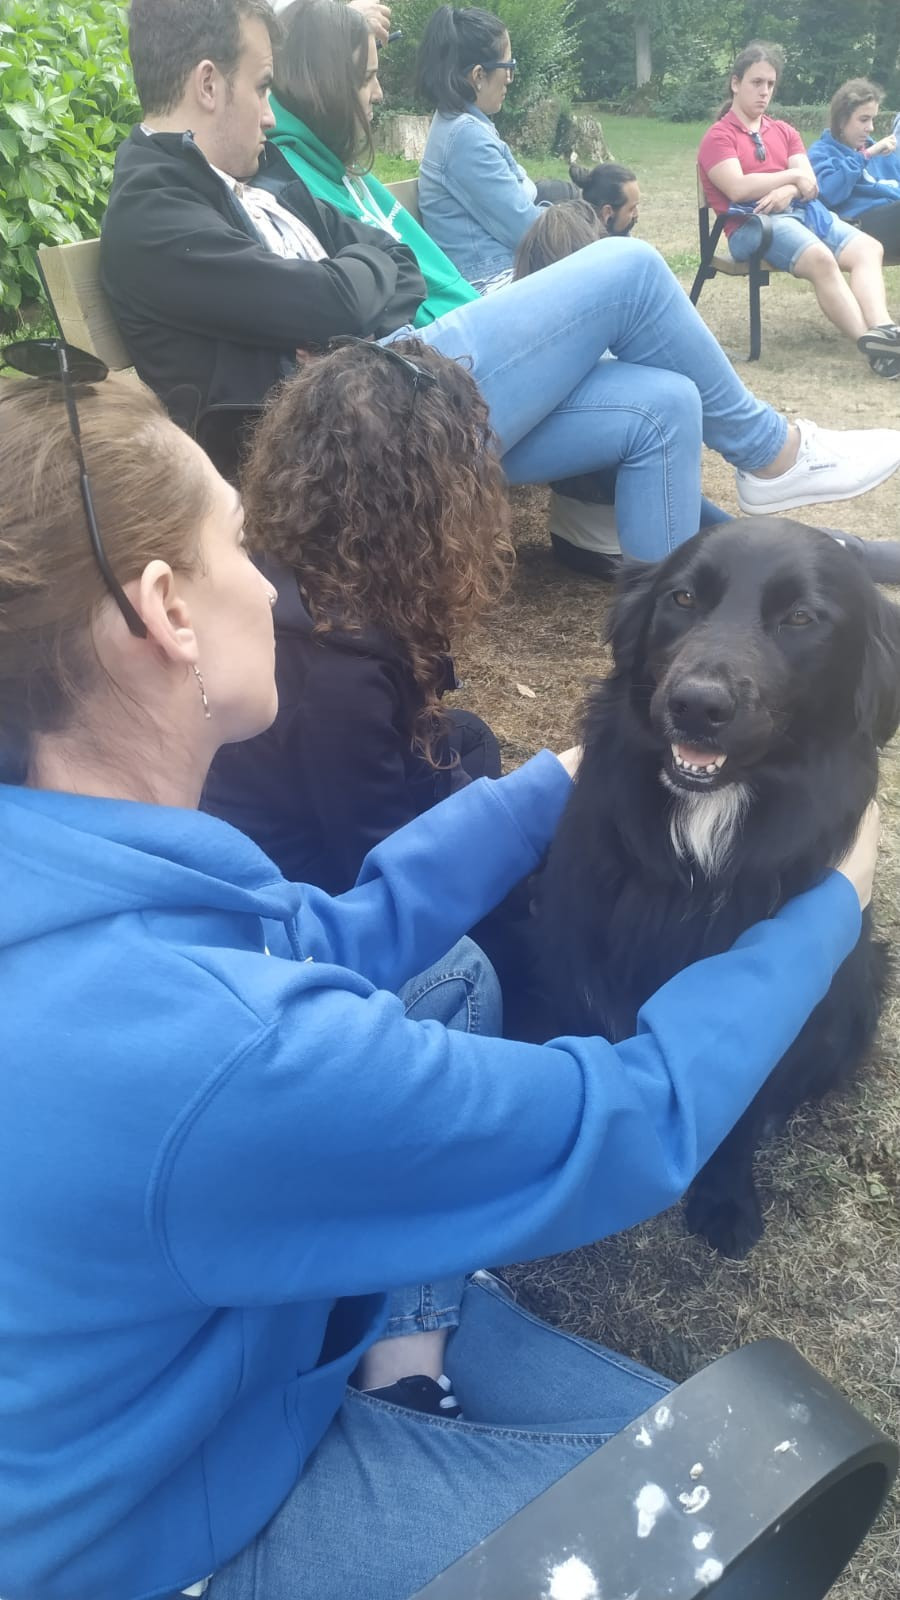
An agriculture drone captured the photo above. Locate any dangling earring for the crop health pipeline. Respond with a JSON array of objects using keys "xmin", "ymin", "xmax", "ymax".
[{"xmin": 193, "ymin": 664, "xmax": 211, "ymax": 720}]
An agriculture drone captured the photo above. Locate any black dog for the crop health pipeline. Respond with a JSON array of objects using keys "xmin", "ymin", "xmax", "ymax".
[{"xmin": 532, "ymin": 517, "xmax": 900, "ymax": 1258}]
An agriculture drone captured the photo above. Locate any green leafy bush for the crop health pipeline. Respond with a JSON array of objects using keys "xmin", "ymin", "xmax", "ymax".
[{"xmin": 0, "ymin": 0, "xmax": 138, "ymax": 322}]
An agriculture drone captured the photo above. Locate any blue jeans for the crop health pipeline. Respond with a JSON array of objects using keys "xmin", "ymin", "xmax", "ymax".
[
  {"xmin": 389, "ymin": 238, "xmax": 788, "ymax": 561},
  {"xmin": 388, "ymin": 936, "xmax": 501, "ymax": 1337},
  {"xmin": 208, "ymin": 1273, "xmax": 672, "ymax": 1600},
  {"xmin": 729, "ymin": 210, "xmax": 859, "ymax": 271}
]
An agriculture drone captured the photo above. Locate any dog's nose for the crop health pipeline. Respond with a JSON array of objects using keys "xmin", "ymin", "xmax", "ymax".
[{"xmin": 668, "ymin": 676, "xmax": 735, "ymax": 735}]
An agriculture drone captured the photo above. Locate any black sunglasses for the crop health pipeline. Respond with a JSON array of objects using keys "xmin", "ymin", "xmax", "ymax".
[
  {"xmin": 327, "ymin": 336, "xmax": 439, "ymax": 417},
  {"xmin": 1, "ymin": 338, "xmax": 147, "ymax": 638},
  {"xmin": 479, "ymin": 57, "xmax": 516, "ymax": 78},
  {"xmin": 749, "ymin": 129, "xmax": 767, "ymax": 162}
]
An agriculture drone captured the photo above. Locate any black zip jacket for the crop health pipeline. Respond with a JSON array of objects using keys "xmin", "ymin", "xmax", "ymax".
[
  {"xmin": 100, "ymin": 129, "xmax": 427, "ymax": 426},
  {"xmin": 203, "ymin": 559, "xmax": 457, "ymax": 893}
]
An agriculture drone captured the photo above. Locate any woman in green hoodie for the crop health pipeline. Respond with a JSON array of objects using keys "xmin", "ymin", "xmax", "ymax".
[{"xmin": 269, "ymin": 0, "xmax": 479, "ymax": 326}]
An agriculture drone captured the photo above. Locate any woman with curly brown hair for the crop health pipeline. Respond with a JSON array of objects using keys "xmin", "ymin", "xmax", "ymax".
[{"xmin": 204, "ymin": 337, "xmax": 513, "ymax": 893}]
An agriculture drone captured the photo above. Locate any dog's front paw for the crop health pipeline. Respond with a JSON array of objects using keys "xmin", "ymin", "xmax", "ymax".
[{"xmin": 684, "ymin": 1183, "xmax": 764, "ymax": 1259}]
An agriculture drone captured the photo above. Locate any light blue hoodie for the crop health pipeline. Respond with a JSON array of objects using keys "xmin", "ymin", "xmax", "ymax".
[{"xmin": 0, "ymin": 753, "xmax": 860, "ymax": 1599}]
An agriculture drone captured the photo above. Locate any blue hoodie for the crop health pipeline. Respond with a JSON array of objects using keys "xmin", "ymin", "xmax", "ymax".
[
  {"xmin": 807, "ymin": 128, "xmax": 900, "ymax": 219},
  {"xmin": 0, "ymin": 753, "xmax": 860, "ymax": 1599}
]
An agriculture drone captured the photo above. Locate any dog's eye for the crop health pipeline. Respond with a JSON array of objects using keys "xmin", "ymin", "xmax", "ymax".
[
  {"xmin": 784, "ymin": 608, "xmax": 814, "ymax": 627},
  {"xmin": 672, "ymin": 589, "xmax": 695, "ymax": 609}
]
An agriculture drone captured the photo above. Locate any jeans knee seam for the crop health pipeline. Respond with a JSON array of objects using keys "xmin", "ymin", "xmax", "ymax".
[{"xmin": 470, "ymin": 1283, "xmax": 671, "ymax": 1394}]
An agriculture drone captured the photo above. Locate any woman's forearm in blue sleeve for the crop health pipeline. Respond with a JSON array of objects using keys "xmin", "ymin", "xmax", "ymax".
[
  {"xmin": 811, "ymin": 148, "xmax": 864, "ymax": 207},
  {"xmin": 181, "ymin": 866, "xmax": 865, "ymax": 1306},
  {"xmin": 292, "ymin": 750, "xmax": 571, "ymax": 988},
  {"xmin": 444, "ymin": 118, "xmax": 545, "ymax": 248}
]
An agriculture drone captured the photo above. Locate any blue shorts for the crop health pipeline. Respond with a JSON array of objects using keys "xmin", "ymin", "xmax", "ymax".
[{"xmin": 728, "ymin": 210, "xmax": 858, "ymax": 272}]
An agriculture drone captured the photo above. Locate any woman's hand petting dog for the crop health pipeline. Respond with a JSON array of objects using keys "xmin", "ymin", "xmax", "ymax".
[
  {"xmin": 555, "ymin": 746, "xmax": 583, "ymax": 780},
  {"xmin": 835, "ymin": 798, "xmax": 880, "ymax": 911}
]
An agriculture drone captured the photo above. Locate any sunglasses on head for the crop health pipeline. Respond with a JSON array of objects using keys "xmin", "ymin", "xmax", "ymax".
[
  {"xmin": 749, "ymin": 129, "xmax": 767, "ymax": 162},
  {"xmin": 327, "ymin": 336, "xmax": 439, "ymax": 418},
  {"xmin": 1, "ymin": 338, "xmax": 147, "ymax": 638}
]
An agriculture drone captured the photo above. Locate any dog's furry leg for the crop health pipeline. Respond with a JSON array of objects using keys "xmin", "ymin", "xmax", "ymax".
[{"xmin": 684, "ymin": 1101, "xmax": 768, "ymax": 1258}]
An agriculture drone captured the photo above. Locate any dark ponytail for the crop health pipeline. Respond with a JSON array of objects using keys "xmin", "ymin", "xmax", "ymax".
[
  {"xmin": 417, "ymin": 5, "xmax": 508, "ymax": 115},
  {"xmin": 570, "ymin": 161, "xmax": 637, "ymax": 215},
  {"xmin": 716, "ymin": 39, "xmax": 784, "ymax": 120}
]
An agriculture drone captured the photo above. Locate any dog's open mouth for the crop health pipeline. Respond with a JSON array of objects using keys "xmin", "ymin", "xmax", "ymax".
[{"xmin": 668, "ymin": 742, "xmax": 728, "ymax": 787}]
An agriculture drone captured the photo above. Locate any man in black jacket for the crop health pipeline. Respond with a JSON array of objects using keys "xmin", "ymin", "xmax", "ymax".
[{"xmin": 101, "ymin": 0, "xmax": 900, "ymax": 556}]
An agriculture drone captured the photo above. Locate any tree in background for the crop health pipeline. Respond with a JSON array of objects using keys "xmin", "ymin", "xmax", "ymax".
[
  {"xmin": 376, "ymin": 0, "xmax": 577, "ymax": 114},
  {"xmin": 573, "ymin": 0, "xmax": 899, "ymax": 111}
]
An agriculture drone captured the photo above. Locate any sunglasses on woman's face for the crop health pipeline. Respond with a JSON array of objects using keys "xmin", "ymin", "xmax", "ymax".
[
  {"xmin": 1, "ymin": 338, "xmax": 147, "ymax": 637},
  {"xmin": 480, "ymin": 57, "xmax": 516, "ymax": 79},
  {"xmin": 749, "ymin": 130, "xmax": 767, "ymax": 162}
]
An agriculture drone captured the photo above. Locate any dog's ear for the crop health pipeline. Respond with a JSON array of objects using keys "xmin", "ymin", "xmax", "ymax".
[
  {"xmin": 606, "ymin": 558, "xmax": 661, "ymax": 675},
  {"xmin": 855, "ymin": 592, "xmax": 900, "ymax": 747}
]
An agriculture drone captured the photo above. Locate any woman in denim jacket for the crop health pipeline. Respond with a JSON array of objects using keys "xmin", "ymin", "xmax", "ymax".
[{"xmin": 417, "ymin": 5, "xmax": 574, "ymax": 291}]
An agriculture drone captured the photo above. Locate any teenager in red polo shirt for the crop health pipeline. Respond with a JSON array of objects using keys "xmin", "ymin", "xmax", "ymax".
[{"xmin": 698, "ymin": 41, "xmax": 900, "ymax": 379}]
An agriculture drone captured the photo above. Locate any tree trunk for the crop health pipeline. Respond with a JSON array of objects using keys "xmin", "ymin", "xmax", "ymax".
[
  {"xmin": 870, "ymin": 0, "xmax": 900, "ymax": 93},
  {"xmin": 635, "ymin": 14, "xmax": 652, "ymax": 87}
]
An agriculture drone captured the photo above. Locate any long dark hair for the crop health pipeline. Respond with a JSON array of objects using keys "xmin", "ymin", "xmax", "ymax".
[
  {"xmin": 274, "ymin": 0, "xmax": 374, "ymax": 171},
  {"xmin": 417, "ymin": 5, "xmax": 507, "ymax": 115},
  {"xmin": 241, "ymin": 340, "xmax": 514, "ymax": 762},
  {"xmin": 717, "ymin": 40, "xmax": 784, "ymax": 120}
]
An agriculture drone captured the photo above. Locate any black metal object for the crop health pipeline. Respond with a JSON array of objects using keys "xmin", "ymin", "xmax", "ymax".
[
  {"xmin": 414, "ymin": 1338, "xmax": 897, "ymax": 1600},
  {"xmin": 690, "ymin": 204, "xmax": 773, "ymax": 362}
]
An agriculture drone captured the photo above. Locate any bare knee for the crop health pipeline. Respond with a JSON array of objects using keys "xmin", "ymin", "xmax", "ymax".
[
  {"xmin": 844, "ymin": 234, "xmax": 884, "ymax": 271},
  {"xmin": 793, "ymin": 243, "xmax": 840, "ymax": 284}
]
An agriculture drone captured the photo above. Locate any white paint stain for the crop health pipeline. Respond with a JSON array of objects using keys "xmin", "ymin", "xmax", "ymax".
[
  {"xmin": 678, "ymin": 1485, "xmax": 711, "ymax": 1515},
  {"xmin": 634, "ymin": 1425, "xmax": 653, "ymax": 1448},
  {"xmin": 635, "ymin": 1483, "xmax": 668, "ymax": 1538},
  {"xmin": 547, "ymin": 1555, "xmax": 600, "ymax": 1600},
  {"xmin": 654, "ymin": 1405, "xmax": 674, "ymax": 1429},
  {"xmin": 694, "ymin": 1558, "xmax": 724, "ymax": 1586},
  {"xmin": 773, "ymin": 1439, "xmax": 798, "ymax": 1456},
  {"xmin": 689, "ymin": 1462, "xmax": 704, "ymax": 1480},
  {"xmin": 692, "ymin": 1530, "xmax": 713, "ymax": 1551}
]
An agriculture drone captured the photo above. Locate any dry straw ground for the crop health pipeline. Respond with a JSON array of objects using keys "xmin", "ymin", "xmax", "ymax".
[{"xmin": 448, "ymin": 117, "xmax": 900, "ymax": 1596}]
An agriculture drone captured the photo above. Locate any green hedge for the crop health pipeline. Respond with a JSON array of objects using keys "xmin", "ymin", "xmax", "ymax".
[{"xmin": 0, "ymin": 0, "xmax": 138, "ymax": 321}]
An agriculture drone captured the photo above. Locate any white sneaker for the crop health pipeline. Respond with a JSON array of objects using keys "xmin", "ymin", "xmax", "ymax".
[{"xmin": 736, "ymin": 419, "xmax": 900, "ymax": 515}]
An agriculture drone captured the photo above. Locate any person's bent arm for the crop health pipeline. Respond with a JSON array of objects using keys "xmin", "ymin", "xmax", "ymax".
[
  {"xmin": 441, "ymin": 118, "xmax": 544, "ymax": 250},
  {"xmin": 102, "ymin": 186, "xmax": 426, "ymax": 352},
  {"xmin": 787, "ymin": 153, "xmax": 818, "ymax": 197},
  {"xmin": 706, "ymin": 156, "xmax": 806, "ymax": 204},
  {"xmin": 158, "ymin": 822, "xmax": 873, "ymax": 1303},
  {"xmin": 295, "ymin": 749, "xmax": 573, "ymax": 990},
  {"xmin": 808, "ymin": 143, "xmax": 865, "ymax": 208},
  {"xmin": 348, "ymin": 0, "xmax": 390, "ymax": 43}
]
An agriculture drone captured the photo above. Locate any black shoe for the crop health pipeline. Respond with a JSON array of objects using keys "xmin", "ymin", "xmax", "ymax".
[
  {"xmin": 828, "ymin": 530, "xmax": 900, "ymax": 584},
  {"xmin": 363, "ymin": 1374, "xmax": 462, "ymax": 1418},
  {"xmin": 858, "ymin": 325, "xmax": 900, "ymax": 379},
  {"xmin": 550, "ymin": 533, "xmax": 624, "ymax": 581}
]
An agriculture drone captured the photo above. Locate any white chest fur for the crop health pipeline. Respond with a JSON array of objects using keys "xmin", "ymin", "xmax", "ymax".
[{"xmin": 664, "ymin": 779, "xmax": 751, "ymax": 878}]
